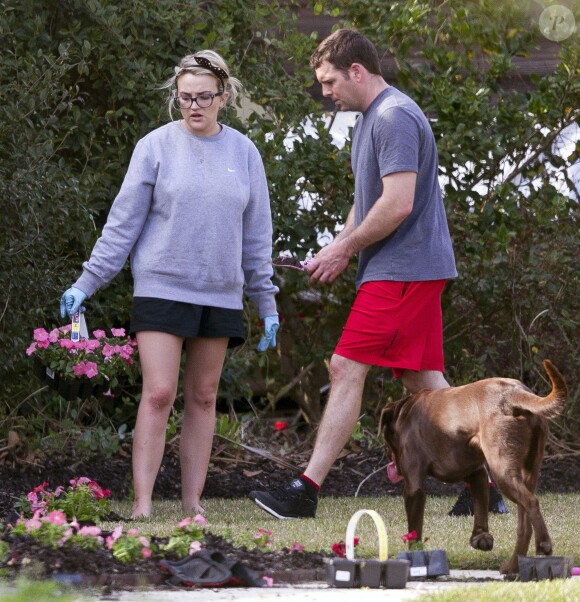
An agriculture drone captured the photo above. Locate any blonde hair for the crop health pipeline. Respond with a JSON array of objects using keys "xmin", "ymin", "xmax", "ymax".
[{"xmin": 162, "ymin": 50, "xmax": 242, "ymax": 119}]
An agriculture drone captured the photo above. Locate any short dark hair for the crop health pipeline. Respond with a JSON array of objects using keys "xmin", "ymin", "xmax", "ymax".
[{"xmin": 310, "ymin": 29, "xmax": 382, "ymax": 76}]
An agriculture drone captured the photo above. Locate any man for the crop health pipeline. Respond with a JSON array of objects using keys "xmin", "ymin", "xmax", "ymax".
[{"xmin": 249, "ymin": 29, "xmax": 496, "ymax": 519}]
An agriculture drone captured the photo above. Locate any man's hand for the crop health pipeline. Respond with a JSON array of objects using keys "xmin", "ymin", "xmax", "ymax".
[{"xmin": 304, "ymin": 240, "xmax": 351, "ymax": 285}]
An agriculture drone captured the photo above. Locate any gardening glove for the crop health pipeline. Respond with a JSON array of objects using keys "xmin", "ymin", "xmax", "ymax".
[
  {"xmin": 60, "ymin": 286, "xmax": 87, "ymax": 318},
  {"xmin": 257, "ymin": 314, "xmax": 279, "ymax": 352}
]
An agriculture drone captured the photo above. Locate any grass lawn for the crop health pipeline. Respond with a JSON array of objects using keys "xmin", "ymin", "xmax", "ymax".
[{"xmin": 104, "ymin": 493, "xmax": 579, "ymax": 570}]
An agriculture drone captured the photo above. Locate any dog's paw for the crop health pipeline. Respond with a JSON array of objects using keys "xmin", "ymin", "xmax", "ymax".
[
  {"xmin": 499, "ymin": 559, "xmax": 518, "ymax": 575},
  {"xmin": 537, "ymin": 540, "xmax": 553, "ymax": 556},
  {"xmin": 470, "ymin": 532, "xmax": 494, "ymax": 551}
]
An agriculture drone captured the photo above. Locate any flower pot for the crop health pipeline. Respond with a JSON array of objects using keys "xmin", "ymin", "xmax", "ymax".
[
  {"xmin": 326, "ymin": 558, "xmax": 357, "ymax": 588},
  {"xmin": 518, "ymin": 556, "xmax": 574, "ymax": 581},
  {"xmin": 384, "ymin": 559, "xmax": 411, "ymax": 589},
  {"xmin": 397, "ymin": 549, "xmax": 450, "ymax": 578},
  {"xmin": 34, "ymin": 358, "xmax": 105, "ymax": 401},
  {"xmin": 326, "ymin": 509, "xmax": 410, "ymax": 589}
]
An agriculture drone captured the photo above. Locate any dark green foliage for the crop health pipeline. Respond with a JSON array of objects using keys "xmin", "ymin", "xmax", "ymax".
[{"xmin": 1, "ymin": 1, "xmax": 578, "ymax": 449}]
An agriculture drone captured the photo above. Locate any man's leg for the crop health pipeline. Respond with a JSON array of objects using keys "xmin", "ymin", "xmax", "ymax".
[
  {"xmin": 249, "ymin": 354, "xmax": 370, "ymax": 518},
  {"xmin": 303, "ymin": 355, "xmax": 371, "ymax": 485},
  {"xmin": 400, "ymin": 369, "xmax": 449, "ymax": 393}
]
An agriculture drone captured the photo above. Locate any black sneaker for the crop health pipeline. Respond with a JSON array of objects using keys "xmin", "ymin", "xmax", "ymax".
[
  {"xmin": 448, "ymin": 485, "xmax": 473, "ymax": 516},
  {"xmin": 448, "ymin": 484, "xmax": 509, "ymax": 516},
  {"xmin": 249, "ymin": 478, "xmax": 318, "ymax": 519},
  {"xmin": 489, "ymin": 483, "xmax": 509, "ymax": 514}
]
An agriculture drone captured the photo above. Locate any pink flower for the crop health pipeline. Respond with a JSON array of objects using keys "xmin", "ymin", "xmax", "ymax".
[
  {"xmin": 85, "ymin": 362, "xmax": 99, "ymax": 378},
  {"xmin": 93, "ymin": 329, "xmax": 107, "ymax": 340},
  {"xmin": 102, "ymin": 343, "xmax": 115, "ymax": 358},
  {"xmin": 25, "ymin": 518, "xmax": 42, "ymax": 531},
  {"xmin": 127, "ymin": 528, "xmax": 139, "ymax": 537},
  {"xmin": 106, "ymin": 525, "xmax": 123, "ymax": 549},
  {"xmin": 193, "ymin": 514, "xmax": 207, "ymax": 526},
  {"xmin": 253, "ymin": 528, "xmax": 272, "ymax": 547},
  {"xmin": 189, "ymin": 541, "xmax": 202, "ymax": 554},
  {"xmin": 45, "ymin": 510, "xmax": 67, "ymax": 525},
  {"xmin": 289, "ymin": 542, "xmax": 305, "ymax": 552},
  {"xmin": 78, "ymin": 526, "xmax": 102, "ymax": 537},
  {"xmin": 111, "ymin": 328, "xmax": 126, "ymax": 337},
  {"xmin": 85, "ymin": 339, "xmax": 101, "ymax": 351},
  {"xmin": 33, "ymin": 328, "xmax": 49, "ymax": 342},
  {"xmin": 26, "ymin": 343, "xmax": 37, "ymax": 356},
  {"xmin": 36, "ymin": 339, "xmax": 50, "ymax": 349},
  {"xmin": 72, "ymin": 362, "xmax": 88, "ymax": 376},
  {"xmin": 141, "ymin": 546, "xmax": 152, "ymax": 559},
  {"xmin": 178, "ymin": 517, "xmax": 192, "ymax": 528},
  {"xmin": 120, "ymin": 344, "xmax": 134, "ymax": 360},
  {"xmin": 262, "ymin": 576, "xmax": 274, "ymax": 587},
  {"xmin": 60, "ymin": 324, "xmax": 72, "ymax": 333},
  {"xmin": 71, "ymin": 477, "xmax": 91, "ymax": 487},
  {"xmin": 72, "ymin": 361, "xmax": 99, "ymax": 378},
  {"xmin": 59, "ymin": 339, "xmax": 75, "ymax": 350},
  {"xmin": 48, "ymin": 329, "xmax": 60, "ymax": 343},
  {"xmin": 57, "ymin": 528, "xmax": 74, "ymax": 546},
  {"xmin": 254, "ymin": 528, "xmax": 272, "ymax": 538}
]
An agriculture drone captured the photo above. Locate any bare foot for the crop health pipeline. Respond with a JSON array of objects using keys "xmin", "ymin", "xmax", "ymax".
[
  {"xmin": 131, "ymin": 500, "xmax": 152, "ymax": 519},
  {"xmin": 182, "ymin": 502, "xmax": 205, "ymax": 516}
]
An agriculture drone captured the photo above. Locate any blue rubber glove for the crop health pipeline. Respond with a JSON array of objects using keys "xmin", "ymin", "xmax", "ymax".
[
  {"xmin": 60, "ymin": 286, "xmax": 87, "ymax": 318},
  {"xmin": 257, "ymin": 315, "xmax": 280, "ymax": 352}
]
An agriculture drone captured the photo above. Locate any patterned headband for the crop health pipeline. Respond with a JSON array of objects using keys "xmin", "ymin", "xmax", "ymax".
[{"xmin": 192, "ymin": 55, "xmax": 228, "ymax": 87}]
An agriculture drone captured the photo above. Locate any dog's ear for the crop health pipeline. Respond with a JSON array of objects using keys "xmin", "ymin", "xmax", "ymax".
[{"xmin": 378, "ymin": 403, "xmax": 398, "ymax": 450}]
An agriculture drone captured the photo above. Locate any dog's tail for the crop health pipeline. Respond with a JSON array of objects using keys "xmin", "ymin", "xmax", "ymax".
[{"xmin": 513, "ymin": 360, "xmax": 567, "ymax": 419}]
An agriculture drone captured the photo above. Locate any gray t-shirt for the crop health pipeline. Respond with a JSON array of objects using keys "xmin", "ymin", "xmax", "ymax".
[{"xmin": 351, "ymin": 86, "xmax": 457, "ymax": 286}]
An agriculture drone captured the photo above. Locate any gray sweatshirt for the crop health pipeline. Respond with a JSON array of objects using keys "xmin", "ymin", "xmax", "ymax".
[{"xmin": 74, "ymin": 121, "xmax": 278, "ymax": 317}]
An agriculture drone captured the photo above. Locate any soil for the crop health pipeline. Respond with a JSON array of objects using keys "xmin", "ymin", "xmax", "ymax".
[{"xmin": 1, "ymin": 439, "xmax": 579, "ymax": 586}]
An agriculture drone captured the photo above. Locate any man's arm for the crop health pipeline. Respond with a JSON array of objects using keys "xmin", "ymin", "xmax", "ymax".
[
  {"xmin": 306, "ymin": 171, "xmax": 416, "ymax": 284},
  {"xmin": 332, "ymin": 206, "xmax": 356, "ymax": 243}
]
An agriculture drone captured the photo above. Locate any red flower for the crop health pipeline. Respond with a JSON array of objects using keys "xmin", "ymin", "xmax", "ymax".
[
  {"xmin": 332, "ymin": 537, "xmax": 359, "ymax": 557},
  {"xmin": 402, "ymin": 530, "xmax": 418, "ymax": 544},
  {"xmin": 32, "ymin": 482, "xmax": 49, "ymax": 494},
  {"xmin": 87, "ymin": 480, "xmax": 110, "ymax": 500},
  {"xmin": 274, "ymin": 421, "xmax": 288, "ymax": 431}
]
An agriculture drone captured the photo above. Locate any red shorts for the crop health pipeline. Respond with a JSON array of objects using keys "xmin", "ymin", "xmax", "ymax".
[{"xmin": 334, "ymin": 280, "xmax": 446, "ymax": 378}]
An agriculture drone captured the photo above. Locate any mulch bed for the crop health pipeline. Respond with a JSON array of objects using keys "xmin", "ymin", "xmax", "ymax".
[{"xmin": 1, "ymin": 441, "xmax": 579, "ymax": 587}]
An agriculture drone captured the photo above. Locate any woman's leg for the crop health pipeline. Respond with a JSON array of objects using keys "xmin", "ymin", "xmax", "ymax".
[
  {"xmin": 132, "ymin": 331, "xmax": 184, "ymax": 518},
  {"xmin": 180, "ymin": 337, "xmax": 228, "ymax": 514}
]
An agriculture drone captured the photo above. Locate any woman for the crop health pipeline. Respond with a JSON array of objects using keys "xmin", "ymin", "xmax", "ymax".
[{"xmin": 60, "ymin": 50, "xmax": 279, "ymax": 518}]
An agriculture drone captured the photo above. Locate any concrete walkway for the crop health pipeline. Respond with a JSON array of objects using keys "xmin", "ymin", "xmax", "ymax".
[
  {"xmin": 91, "ymin": 570, "xmax": 504, "ymax": 601},
  {"xmin": 0, "ymin": 570, "xmax": 506, "ymax": 600}
]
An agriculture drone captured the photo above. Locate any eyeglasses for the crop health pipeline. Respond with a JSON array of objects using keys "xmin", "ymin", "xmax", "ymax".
[{"xmin": 172, "ymin": 92, "xmax": 223, "ymax": 110}]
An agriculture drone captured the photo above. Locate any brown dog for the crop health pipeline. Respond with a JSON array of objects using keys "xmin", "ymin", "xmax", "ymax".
[{"xmin": 380, "ymin": 359, "xmax": 567, "ymax": 574}]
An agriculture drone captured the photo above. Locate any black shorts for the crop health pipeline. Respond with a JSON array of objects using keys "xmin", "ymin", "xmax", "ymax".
[{"xmin": 130, "ymin": 297, "xmax": 245, "ymax": 349}]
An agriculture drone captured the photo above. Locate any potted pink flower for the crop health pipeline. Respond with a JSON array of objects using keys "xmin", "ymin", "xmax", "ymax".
[{"xmin": 27, "ymin": 325, "xmax": 140, "ymax": 400}]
